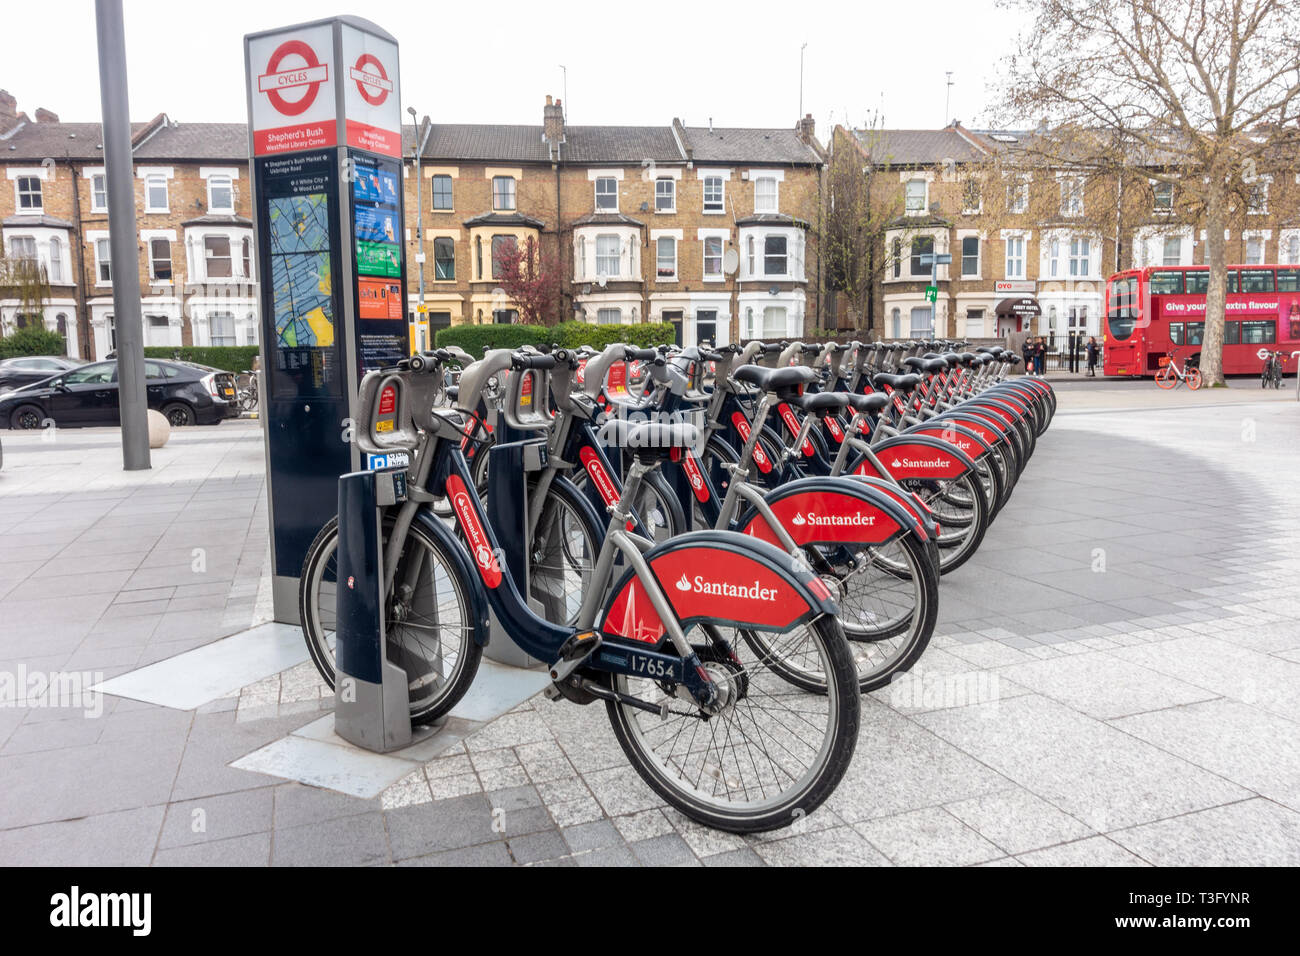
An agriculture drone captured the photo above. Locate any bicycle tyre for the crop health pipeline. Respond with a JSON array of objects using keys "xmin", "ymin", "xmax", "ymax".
[
  {"xmin": 605, "ymin": 616, "xmax": 859, "ymax": 833},
  {"xmin": 298, "ymin": 515, "xmax": 483, "ymax": 724}
]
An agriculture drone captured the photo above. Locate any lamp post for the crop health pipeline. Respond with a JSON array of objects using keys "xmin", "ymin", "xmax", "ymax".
[{"xmin": 407, "ymin": 106, "xmax": 425, "ymax": 351}]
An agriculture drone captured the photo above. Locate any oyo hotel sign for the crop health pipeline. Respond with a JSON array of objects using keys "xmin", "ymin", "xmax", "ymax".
[{"xmin": 246, "ymin": 18, "xmax": 403, "ymax": 158}]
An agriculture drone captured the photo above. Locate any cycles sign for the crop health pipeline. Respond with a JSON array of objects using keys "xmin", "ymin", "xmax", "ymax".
[
  {"xmin": 248, "ymin": 25, "xmax": 337, "ymax": 156},
  {"xmin": 247, "ymin": 21, "xmax": 402, "ymax": 158}
]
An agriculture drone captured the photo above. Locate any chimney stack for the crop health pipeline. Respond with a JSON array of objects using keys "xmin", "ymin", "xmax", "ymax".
[
  {"xmin": 0, "ymin": 90, "xmax": 18, "ymax": 132},
  {"xmin": 796, "ymin": 113, "xmax": 815, "ymax": 144},
  {"xmin": 35, "ymin": 107, "xmax": 59, "ymax": 124},
  {"xmin": 544, "ymin": 94, "xmax": 565, "ymax": 145}
]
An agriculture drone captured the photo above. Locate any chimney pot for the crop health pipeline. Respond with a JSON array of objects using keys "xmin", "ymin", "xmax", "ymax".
[
  {"xmin": 546, "ymin": 94, "xmax": 553, "ymax": 106},
  {"xmin": 35, "ymin": 107, "xmax": 59, "ymax": 124}
]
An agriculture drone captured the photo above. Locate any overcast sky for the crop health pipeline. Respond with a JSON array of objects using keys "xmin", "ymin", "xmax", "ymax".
[{"xmin": 3, "ymin": 0, "xmax": 1026, "ymax": 134}]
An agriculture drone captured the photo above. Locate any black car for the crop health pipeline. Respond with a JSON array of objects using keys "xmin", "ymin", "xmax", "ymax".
[
  {"xmin": 0, "ymin": 359, "xmax": 239, "ymax": 429},
  {"xmin": 0, "ymin": 355, "xmax": 87, "ymax": 393}
]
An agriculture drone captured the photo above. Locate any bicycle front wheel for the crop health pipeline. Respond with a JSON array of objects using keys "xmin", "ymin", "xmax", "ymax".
[
  {"xmin": 299, "ymin": 515, "xmax": 482, "ymax": 724},
  {"xmin": 1155, "ymin": 367, "xmax": 1176, "ymax": 389},
  {"xmin": 606, "ymin": 617, "xmax": 859, "ymax": 833}
]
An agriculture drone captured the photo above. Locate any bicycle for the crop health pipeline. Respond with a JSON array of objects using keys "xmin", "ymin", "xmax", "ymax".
[
  {"xmin": 1154, "ymin": 350, "xmax": 1202, "ymax": 390},
  {"xmin": 236, "ymin": 370, "xmax": 259, "ymax": 413},
  {"xmin": 1260, "ymin": 350, "xmax": 1285, "ymax": 389},
  {"xmin": 299, "ymin": 347, "xmax": 862, "ymax": 832}
]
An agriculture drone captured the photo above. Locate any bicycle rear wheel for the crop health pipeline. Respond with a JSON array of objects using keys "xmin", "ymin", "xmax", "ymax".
[
  {"xmin": 606, "ymin": 617, "xmax": 859, "ymax": 833},
  {"xmin": 1187, "ymin": 368, "xmax": 1203, "ymax": 390}
]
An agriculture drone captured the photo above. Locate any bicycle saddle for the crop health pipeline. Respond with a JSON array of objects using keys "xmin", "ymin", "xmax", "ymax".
[
  {"xmin": 873, "ymin": 372, "xmax": 922, "ymax": 391},
  {"xmin": 732, "ymin": 364, "xmax": 817, "ymax": 393},
  {"xmin": 791, "ymin": 391, "xmax": 850, "ymax": 413},
  {"xmin": 846, "ymin": 393, "xmax": 891, "ymax": 414}
]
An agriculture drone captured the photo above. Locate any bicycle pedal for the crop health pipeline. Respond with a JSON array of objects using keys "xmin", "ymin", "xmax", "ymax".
[{"xmin": 556, "ymin": 629, "xmax": 602, "ymax": 663}]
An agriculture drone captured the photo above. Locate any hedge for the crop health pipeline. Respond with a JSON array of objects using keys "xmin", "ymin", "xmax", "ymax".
[
  {"xmin": 0, "ymin": 327, "xmax": 67, "ymax": 359},
  {"xmin": 142, "ymin": 346, "xmax": 260, "ymax": 373},
  {"xmin": 436, "ymin": 321, "xmax": 676, "ymax": 356}
]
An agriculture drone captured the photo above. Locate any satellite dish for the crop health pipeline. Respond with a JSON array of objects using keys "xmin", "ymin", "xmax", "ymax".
[
  {"xmin": 723, "ymin": 249, "xmax": 739, "ymax": 275},
  {"xmin": 597, "ymin": 275, "xmax": 607, "ymax": 287}
]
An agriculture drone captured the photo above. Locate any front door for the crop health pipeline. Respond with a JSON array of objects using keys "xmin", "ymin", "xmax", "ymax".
[
  {"xmin": 695, "ymin": 309, "xmax": 717, "ymax": 348},
  {"xmin": 663, "ymin": 309, "xmax": 684, "ymax": 346}
]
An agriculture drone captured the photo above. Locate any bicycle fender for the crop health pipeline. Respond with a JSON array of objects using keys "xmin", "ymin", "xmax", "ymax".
[
  {"xmin": 734, "ymin": 477, "xmax": 918, "ymax": 547},
  {"xmin": 600, "ymin": 531, "xmax": 838, "ymax": 645},
  {"xmin": 856, "ymin": 435, "xmax": 978, "ymax": 482},
  {"xmin": 904, "ymin": 421, "xmax": 994, "ymax": 463},
  {"xmin": 411, "ymin": 509, "xmax": 493, "ymax": 647},
  {"xmin": 933, "ymin": 411, "xmax": 1009, "ymax": 447}
]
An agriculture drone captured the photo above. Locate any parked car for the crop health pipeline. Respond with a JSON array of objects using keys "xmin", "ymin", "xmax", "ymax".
[
  {"xmin": 0, "ymin": 355, "xmax": 87, "ymax": 393},
  {"xmin": 0, "ymin": 359, "xmax": 239, "ymax": 429}
]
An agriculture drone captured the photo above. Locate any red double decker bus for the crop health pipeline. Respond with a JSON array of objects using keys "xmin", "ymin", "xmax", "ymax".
[{"xmin": 1104, "ymin": 264, "xmax": 1300, "ymax": 376}]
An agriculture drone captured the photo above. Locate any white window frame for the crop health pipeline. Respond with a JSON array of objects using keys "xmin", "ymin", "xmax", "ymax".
[
  {"xmin": 1008, "ymin": 175, "xmax": 1029, "ymax": 214},
  {"xmin": 595, "ymin": 234, "xmax": 620, "ymax": 277},
  {"xmin": 492, "ymin": 176, "xmax": 516, "ymax": 211},
  {"xmin": 961, "ymin": 178, "xmax": 983, "ymax": 215},
  {"xmin": 148, "ymin": 237, "xmax": 173, "ymax": 281},
  {"xmin": 208, "ymin": 311, "xmax": 237, "ymax": 347},
  {"xmin": 596, "ymin": 308, "xmax": 622, "ymax": 326},
  {"xmin": 7, "ymin": 235, "xmax": 38, "ymax": 263},
  {"xmin": 47, "ymin": 236, "xmax": 64, "ymax": 283},
  {"xmin": 206, "ymin": 175, "xmax": 234, "ymax": 214},
  {"xmin": 15, "ymin": 176, "xmax": 43, "ymax": 213},
  {"xmin": 960, "ymin": 234, "xmax": 980, "ymax": 278},
  {"xmin": 1161, "ymin": 236, "xmax": 1183, "ymax": 266},
  {"xmin": 1068, "ymin": 237, "xmax": 1091, "ymax": 277},
  {"xmin": 93, "ymin": 237, "xmax": 112, "ymax": 285},
  {"xmin": 703, "ymin": 176, "xmax": 725, "ymax": 214},
  {"xmin": 763, "ymin": 234, "xmax": 788, "ymax": 277},
  {"xmin": 1152, "ymin": 180, "xmax": 1174, "ymax": 214},
  {"xmin": 905, "ymin": 178, "xmax": 927, "ymax": 216},
  {"xmin": 1059, "ymin": 174, "xmax": 1084, "ymax": 216},
  {"xmin": 1004, "ymin": 234, "xmax": 1026, "ymax": 279},
  {"xmin": 144, "ymin": 174, "xmax": 170, "ymax": 214},
  {"xmin": 703, "ymin": 236, "xmax": 724, "ymax": 280},
  {"xmin": 655, "ymin": 177, "xmax": 676, "ymax": 213},
  {"xmin": 594, "ymin": 176, "xmax": 618, "ymax": 212},
  {"xmin": 656, "ymin": 235, "xmax": 677, "ymax": 280},
  {"xmin": 91, "ymin": 173, "xmax": 108, "ymax": 212},
  {"xmin": 203, "ymin": 234, "xmax": 234, "ymax": 280},
  {"xmin": 754, "ymin": 176, "xmax": 778, "ymax": 214}
]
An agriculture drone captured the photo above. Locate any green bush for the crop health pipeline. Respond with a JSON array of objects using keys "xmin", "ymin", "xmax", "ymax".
[
  {"xmin": 0, "ymin": 326, "xmax": 67, "ymax": 359},
  {"xmin": 434, "ymin": 324, "xmax": 550, "ymax": 355},
  {"xmin": 436, "ymin": 321, "xmax": 676, "ymax": 355},
  {"xmin": 142, "ymin": 346, "xmax": 260, "ymax": 373}
]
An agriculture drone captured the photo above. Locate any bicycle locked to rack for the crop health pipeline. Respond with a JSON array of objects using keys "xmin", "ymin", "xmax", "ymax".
[{"xmin": 299, "ymin": 347, "xmax": 861, "ymax": 833}]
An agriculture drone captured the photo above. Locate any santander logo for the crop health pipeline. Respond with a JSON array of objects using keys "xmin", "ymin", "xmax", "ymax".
[
  {"xmin": 791, "ymin": 511, "xmax": 875, "ymax": 527},
  {"xmin": 674, "ymin": 573, "xmax": 778, "ymax": 602},
  {"xmin": 450, "ymin": 487, "xmax": 502, "ymax": 588},
  {"xmin": 894, "ymin": 457, "xmax": 948, "ymax": 469}
]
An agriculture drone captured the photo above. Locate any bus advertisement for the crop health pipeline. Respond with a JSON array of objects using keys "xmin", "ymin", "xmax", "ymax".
[{"xmin": 1103, "ymin": 265, "xmax": 1300, "ymax": 376}]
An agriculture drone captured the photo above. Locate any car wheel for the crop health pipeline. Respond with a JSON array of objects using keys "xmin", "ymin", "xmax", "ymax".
[
  {"xmin": 162, "ymin": 402, "xmax": 196, "ymax": 427},
  {"xmin": 8, "ymin": 404, "xmax": 44, "ymax": 430}
]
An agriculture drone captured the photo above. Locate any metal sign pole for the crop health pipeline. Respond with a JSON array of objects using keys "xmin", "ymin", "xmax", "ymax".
[{"xmin": 94, "ymin": 0, "xmax": 150, "ymax": 471}]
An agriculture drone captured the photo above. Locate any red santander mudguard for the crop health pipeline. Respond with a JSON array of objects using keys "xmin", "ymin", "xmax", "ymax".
[
  {"xmin": 600, "ymin": 531, "xmax": 838, "ymax": 644},
  {"xmin": 852, "ymin": 435, "xmax": 977, "ymax": 482},
  {"xmin": 736, "ymin": 477, "xmax": 919, "ymax": 547}
]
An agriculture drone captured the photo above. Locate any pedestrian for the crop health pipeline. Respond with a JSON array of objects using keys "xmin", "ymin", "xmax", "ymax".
[
  {"xmin": 1034, "ymin": 337, "xmax": 1048, "ymax": 378},
  {"xmin": 1021, "ymin": 336, "xmax": 1034, "ymax": 376},
  {"xmin": 1086, "ymin": 336, "xmax": 1099, "ymax": 377}
]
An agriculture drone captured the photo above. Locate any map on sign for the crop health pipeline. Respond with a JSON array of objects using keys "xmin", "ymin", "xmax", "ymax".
[{"xmin": 269, "ymin": 193, "xmax": 335, "ymax": 348}]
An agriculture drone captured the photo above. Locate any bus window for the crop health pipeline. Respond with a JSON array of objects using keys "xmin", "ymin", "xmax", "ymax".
[
  {"xmin": 1277, "ymin": 268, "xmax": 1300, "ymax": 292},
  {"xmin": 1224, "ymin": 321, "xmax": 1240, "ymax": 345},
  {"xmin": 1169, "ymin": 322, "xmax": 1184, "ymax": 345},
  {"xmin": 1106, "ymin": 275, "xmax": 1138, "ymax": 340},
  {"xmin": 1185, "ymin": 271, "xmax": 1209, "ymax": 294},
  {"xmin": 1149, "ymin": 270, "xmax": 1184, "ymax": 295},
  {"xmin": 1228, "ymin": 271, "xmax": 1239, "ymax": 293},
  {"xmin": 1240, "ymin": 320, "xmax": 1276, "ymax": 344},
  {"xmin": 1240, "ymin": 269, "xmax": 1275, "ymax": 293},
  {"xmin": 1185, "ymin": 322, "xmax": 1205, "ymax": 345}
]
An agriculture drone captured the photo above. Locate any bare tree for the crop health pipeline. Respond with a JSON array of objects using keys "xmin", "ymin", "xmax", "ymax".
[
  {"xmin": 995, "ymin": 0, "xmax": 1300, "ymax": 385},
  {"xmin": 825, "ymin": 120, "xmax": 927, "ymax": 335}
]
